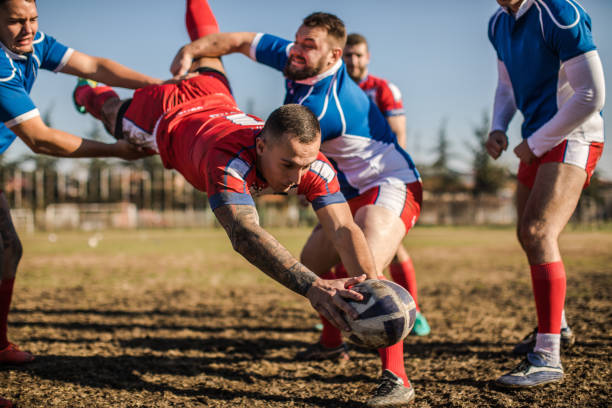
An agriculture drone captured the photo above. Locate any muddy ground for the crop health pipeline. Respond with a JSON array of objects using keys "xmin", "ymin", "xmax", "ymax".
[{"xmin": 1, "ymin": 227, "xmax": 610, "ymax": 407}]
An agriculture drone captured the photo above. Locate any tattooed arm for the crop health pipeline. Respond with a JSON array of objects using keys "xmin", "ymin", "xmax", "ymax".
[{"xmin": 213, "ymin": 204, "xmax": 365, "ymax": 330}]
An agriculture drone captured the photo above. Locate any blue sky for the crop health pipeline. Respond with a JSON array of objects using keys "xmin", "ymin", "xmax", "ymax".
[{"xmin": 14, "ymin": 0, "xmax": 612, "ymax": 178}]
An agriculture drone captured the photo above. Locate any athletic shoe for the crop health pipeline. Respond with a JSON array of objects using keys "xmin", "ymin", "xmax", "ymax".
[
  {"xmin": 495, "ymin": 352, "xmax": 563, "ymax": 388},
  {"xmin": 295, "ymin": 342, "xmax": 349, "ymax": 361},
  {"xmin": 0, "ymin": 342, "xmax": 35, "ymax": 365},
  {"xmin": 73, "ymin": 78, "xmax": 97, "ymax": 114},
  {"xmin": 512, "ymin": 327, "xmax": 575, "ymax": 355},
  {"xmin": 410, "ymin": 311, "xmax": 430, "ymax": 336},
  {"xmin": 366, "ymin": 369, "xmax": 415, "ymax": 407},
  {"xmin": 0, "ymin": 397, "xmax": 14, "ymax": 408}
]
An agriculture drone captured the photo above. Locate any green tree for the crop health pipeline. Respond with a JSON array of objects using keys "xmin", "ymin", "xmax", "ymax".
[{"xmin": 471, "ymin": 112, "xmax": 507, "ymax": 195}]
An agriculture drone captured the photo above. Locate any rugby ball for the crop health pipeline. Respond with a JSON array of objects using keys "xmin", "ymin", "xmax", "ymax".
[{"xmin": 342, "ymin": 280, "xmax": 416, "ymax": 349}]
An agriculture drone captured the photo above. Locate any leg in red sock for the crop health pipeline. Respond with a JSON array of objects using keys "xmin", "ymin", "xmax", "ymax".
[
  {"xmin": 530, "ymin": 261, "xmax": 566, "ymax": 335},
  {"xmin": 186, "ymin": 0, "xmax": 219, "ymax": 41},
  {"xmin": 389, "ymin": 256, "xmax": 419, "ymax": 312},
  {"xmin": 74, "ymin": 84, "xmax": 119, "ymax": 121},
  {"xmin": 0, "ymin": 278, "xmax": 14, "ymax": 350}
]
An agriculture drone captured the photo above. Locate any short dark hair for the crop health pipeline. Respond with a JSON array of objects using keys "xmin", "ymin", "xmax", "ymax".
[
  {"xmin": 346, "ymin": 33, "xmax": 368, "ymax": 50},
  {"xmin": 261, "ymin": 104, "xmax": 320, "ymax": 145},
  {"xmin": 302, "ymin": 12, "xmax": 346, "ymax": 47}
]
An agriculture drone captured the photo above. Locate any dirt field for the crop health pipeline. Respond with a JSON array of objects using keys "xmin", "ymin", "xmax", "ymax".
[{"xmin": 1, "ymin": 226, "xmax": 611, "ymax": 407}]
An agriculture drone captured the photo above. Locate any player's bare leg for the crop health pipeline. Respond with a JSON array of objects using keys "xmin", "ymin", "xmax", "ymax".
[
  {"xmin": 0, "ymin": 193, "xmax": 33, "ymax": 365},
  {"xmin": 497, "ymin": 162, "xmax": 586, "ymax": 387}
]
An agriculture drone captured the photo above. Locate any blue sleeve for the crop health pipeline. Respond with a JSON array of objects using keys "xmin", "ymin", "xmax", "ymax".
[
  {"xmin": 38, "ymin": 32, "xmax": 71, "ymax": 72},
  {"xmin": 253, "ymin": 33, "xmax": 292, "ymax": 72},
  {"xmin": 0, "ymin": 125, "xmax": 17, "ymax": 154},
  {"xmin": 542, "ymin": 0, "xmax": 596, "ymax": 61},
  {"xmin": 0, "ymin": 79, "xmax": 37, "ymax": 124}
]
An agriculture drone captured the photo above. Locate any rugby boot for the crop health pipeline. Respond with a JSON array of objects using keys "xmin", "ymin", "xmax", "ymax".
[
  {"xmin": 73, "ymin": 78, "xmax": 98, "ymax": 114},
  {"xmin": 0, "ymin": 342, "xmax": 34, "ymax": 365},
  {"xmin": 410, "ymin": 311, "xmax": 431, "ymax": 336},
  {"xmin": 366, "ymin": 369, "xmax": 415, "ymax": 407},
  {"xmin": 495, "ymin": 352, "xmax": 563, "ymax": 388},
  {"xmin": 296, "ymin": 341, "xmax": 349, "ymax": 361},
  {"xmin": 513, "ymin": 326, "xmax": 575, "ymax": 355}
]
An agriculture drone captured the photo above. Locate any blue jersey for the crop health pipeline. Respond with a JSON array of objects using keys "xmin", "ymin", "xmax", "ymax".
[
  {"xmin": 488, "ymin": 0, "xmax": 600, "ymax": 141},
  {"xmin": 0, "ymin": 31, "xmax": 72, "ymax": 154},
  {"xmin": 249, "ymin": 33, "xmax": 420, "ymax": 200}
]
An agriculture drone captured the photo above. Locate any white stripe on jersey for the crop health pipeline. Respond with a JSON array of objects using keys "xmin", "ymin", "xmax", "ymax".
[
  {"xmin": 321, "ymin": 134, "xmax": 419, "ymax": 195},
  {"xmin": 54, "ymin": 48, "xmax": 74, "ymax": 73},
  {"xmin": 563, "ymin": 139, "xmax": 592, "ymax": 169},
  {"xmin": 249, "ymin": 33, "xmax": 264, "ymax": 61},
  {"xmin": 5, "ymin": 108, "xmax": 39, "ymax": 128},
  {"xmin": 226, "ymin": 156, "xmax": 250, "ymax": 181},
  {"xmin": 309, "ymin": 159, "xmax": 336, "ymax": 184}
]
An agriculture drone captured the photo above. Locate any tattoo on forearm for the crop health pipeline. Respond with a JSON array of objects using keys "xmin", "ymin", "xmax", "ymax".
[{"xmin": 214, "ymin": 205, "xmax": 317, "ymax": 296}]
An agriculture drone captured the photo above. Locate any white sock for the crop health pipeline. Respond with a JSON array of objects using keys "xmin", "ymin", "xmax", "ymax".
[
  {"xmin": 534, "ymin": 333, "xmax": 561, "ymax": 366},
  {"xmin": 560, "ymin": 310, "xmax": 569, "ymax": 330}
]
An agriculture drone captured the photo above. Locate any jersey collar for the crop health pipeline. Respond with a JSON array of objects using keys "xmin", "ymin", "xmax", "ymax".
[
  {"xmin": 0, "ymin": 40, "xmax": 27, "ymax": 61},
  {"xmin": 502, "ymin": 0, "xmax": 534, "ymax": 20},
  {"xmin": 293, "ymin": 59, "xmax": 342, "ymax": 86}
]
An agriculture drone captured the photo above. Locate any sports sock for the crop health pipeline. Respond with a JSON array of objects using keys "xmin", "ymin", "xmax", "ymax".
[
  {"xmin": 74, "ymin": 85, "xmax": 118, "ymax": 121},
  {"xmin": 533, "ymin": 333, "xmax": 561, "ymax": 366},
  {"xmin": 378, "ymin": 342, "xmax": 409, "ymax": 386},
  {"xmin": 186, "ymin": 0, "xmax": 219, "ymax": 41},
  {"xmin": 318, "ymin": 270, "xmax": 343, "ymax": 349},
  {"xmin": 560, "ymin": 309, "xmax": 568, "ymax": 330},
  {"xmin": 334, "ymin": 263, "xmax": 348, "ymax": 279},
  {"xmin": 530, "ymin": 261, "xmax": 566, "ymax": 335},
  {"xmin": 389, "ymin": 258, "xmax": 420, "ymax": 312},
  {"xmin": 0, "ymin": 278, "xmax": 15, "ymax": 350}
]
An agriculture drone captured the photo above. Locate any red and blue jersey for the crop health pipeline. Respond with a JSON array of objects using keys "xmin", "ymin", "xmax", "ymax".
[
  {"xmin": 0, "ymin": 32, "xmax": 73, "ymax": 153},
  {"xmin": 153, "ymin": 91, "xmax": 345, "ymax": 211},
  {"xmin": 359, "ymin": 74, "xmax": 404, "ymax": 118}
]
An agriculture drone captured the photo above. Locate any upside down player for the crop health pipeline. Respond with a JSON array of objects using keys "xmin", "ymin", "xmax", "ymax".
[
  {"xmin": 171, "ymin": 2, "xmax": 421, "ymax": 406},
  {"xmin": 487, "ymin": 0, "xmax": 605, "ymax": 387},
  {"xmin": 73, "ymin": 48, "xmax": 381, "ymax": 361},
  {"xmin": 0, "ymin": 0, "xmax": 162, "ymax": 406},
  {"xmin": 343, "ymin": 32, "xmax": 430, "ymax": 337}
]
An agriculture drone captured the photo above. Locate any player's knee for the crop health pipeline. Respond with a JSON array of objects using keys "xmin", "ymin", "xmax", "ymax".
[{"xmin": 518, "ymin": 219, "xmax": 553, "ymax": 253}]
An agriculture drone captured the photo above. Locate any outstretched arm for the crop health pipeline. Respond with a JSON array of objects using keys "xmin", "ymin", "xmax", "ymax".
[
  {"xmin": 213, "ymin": 203, "xmax": 365, "ymax": 330},
  {"xmin": 171, "ymin": 32, "xmax": 256, "ymax": 76},
  {"xmin": 11, "ymin": 116, "xmax": 147, "ymax": 160},
  {"xmin": 60, "ymin": 50, "xmax": 162, "ymax": 89},
  {"xmin": 315, "ymin": 203, "xmax": 378, "ymax": 280}
]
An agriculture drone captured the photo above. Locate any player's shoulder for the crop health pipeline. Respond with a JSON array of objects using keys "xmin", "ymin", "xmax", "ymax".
[
  {"xmin": 488, "ymin": 7, "xmax": 506, "ymax": 38},
  {"xmin": 307, "ymin": 153, "xmax": 337, "ymax": 183},
  {"xmin": 536, "ymin": 0, "xmax": 587, "ymax": 29},
  {"xmin": 0, "ymin": 46, "xmax": 19, "ymax": 83}
]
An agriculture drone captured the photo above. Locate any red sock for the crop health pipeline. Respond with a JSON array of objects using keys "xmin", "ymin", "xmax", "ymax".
[
  {"xmin": 318, "ymin": 269, "xmax": 343, "ymax": 348},
  {"xmin": 390, "ymin": 259, "xmax": 420, "ymax": 311},
  {"xmin": 334, "ymin": 263, "xmax": 348, "ymax": 279},
  {"xmin": 0, "ymin": 278, "xmax": 15, "ymax": 349},
  {"xmin": 74, "ymin": 85, "xmax": 118, "ymax": 120},
  {"xmin": 186, "ymin": 0, "xmax": 219, "ymax": 41},
  {"xmin": 530, "ymin": 262, "xmax": 566, "ymax": 334},
  {"xmin": 378, "ymin": 342, "xmax": 409, "ymax": 385}
]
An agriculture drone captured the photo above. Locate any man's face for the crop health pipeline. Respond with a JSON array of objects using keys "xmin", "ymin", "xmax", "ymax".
[
  {"xmin": 496, "ymin": 0, "xmax": 523, "ymax": 12},
  {"xmin": 257, "ymin": 133, "xmax": 320, "ymax": 193},
  {"xmin": 284, "ymin": 24, "xmax": 340, "ymax": 81},
  {"xmin": 343, "ymin": 42, "xmax": 370, "ymax": 82},
  {"xmin": 0, "ymin": 0, "xmax": 38, "ymax": 54}
]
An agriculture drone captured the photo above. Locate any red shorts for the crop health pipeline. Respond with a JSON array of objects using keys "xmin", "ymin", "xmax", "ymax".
[
  {"xmin": 347, "ymin": 182, "xmax": 422, "ymax": 233},
  {"xmin": 518, "ymin": 139, "xmax": 604, "ymax": 189},
  {"xmin": 119, "ymin": 70, "xmax": 234, "ymax": 151}
]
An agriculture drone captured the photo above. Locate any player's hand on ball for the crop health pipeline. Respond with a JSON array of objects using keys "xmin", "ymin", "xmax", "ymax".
[
  {"xmin": 170, "ymin": 45, "xmax": 194, "ymax": 77},
  {"xmin": 306, "ymin": 274, "xmax": 366, "ymax": 332},
  {"xmin": 513, "ymin": 139, "xmax": 537, "ymax": 165},
  {"xmin": 486, "ymin": 130, "xmax": 508, "ymax": 159}
]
